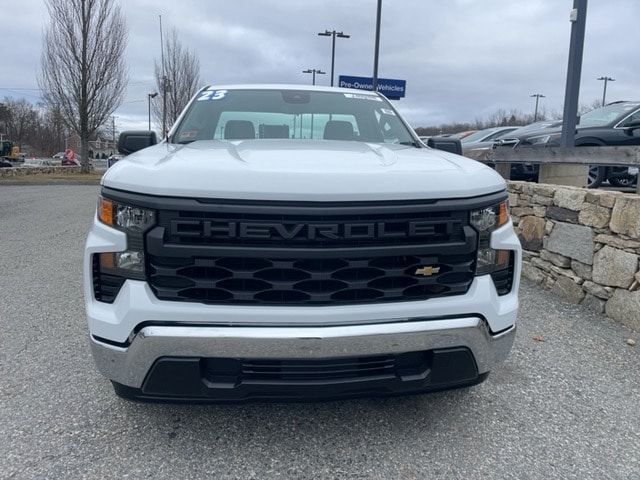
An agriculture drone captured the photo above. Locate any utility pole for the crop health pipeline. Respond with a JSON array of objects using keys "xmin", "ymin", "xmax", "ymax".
[
  {"xmin": 159, "ymin": 15, "xmax": 167, "ymax": 138},
  {"xmin": 111, "ymin": 116, "xmax": 116, "ymax": 154}
]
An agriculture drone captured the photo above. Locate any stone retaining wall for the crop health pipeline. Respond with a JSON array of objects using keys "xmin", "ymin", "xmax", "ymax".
[
  {"xmin": 0, "ymin": 166, "xmax": 85, "ymax": 178},
  {"xmin": 508, "ymin": 181, "xmax": 640, "ymax": 331}
]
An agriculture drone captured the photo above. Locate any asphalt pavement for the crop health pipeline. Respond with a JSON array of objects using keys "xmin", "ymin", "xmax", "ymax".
[{"xmin": 0, "ymin": 184, "xmax": 638, "ymax": 480}]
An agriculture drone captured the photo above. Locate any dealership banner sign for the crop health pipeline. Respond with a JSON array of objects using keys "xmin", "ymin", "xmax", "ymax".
[{"xmin": 338, "ymin": 75, "xmax": 406, "ymax": 99}]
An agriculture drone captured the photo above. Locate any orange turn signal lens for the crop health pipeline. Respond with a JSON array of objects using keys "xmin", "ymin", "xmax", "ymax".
[
  {"xmin": 496, "ymin": 249, "xmax": 510, "ymax": 269},
  {"xmin": 498, "ymin": 201, "xmax": 509, "ymax": 228},
  {"xmin": 98, "ymin": 197, "xmax": 114, "ymax": 226}
]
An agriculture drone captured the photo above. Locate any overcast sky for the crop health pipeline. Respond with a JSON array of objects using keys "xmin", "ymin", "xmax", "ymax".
[{"xmin": 2, "ymin": 0, "xmax": 638, "ymax": 132}]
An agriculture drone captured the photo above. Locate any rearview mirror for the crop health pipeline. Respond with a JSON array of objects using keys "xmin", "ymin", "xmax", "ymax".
[{"xmin": 625, "ymin": 119, "xmax": 640, "ymax": 130}]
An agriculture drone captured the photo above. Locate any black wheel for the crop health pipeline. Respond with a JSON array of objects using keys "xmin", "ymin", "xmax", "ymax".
[
  {"xmin": 608, "ymin": 176, "xmax": 635, "ymax": 188},
  {"xmin": 587, "ymin": 165, "xmax": 605, "ymax": 188}
]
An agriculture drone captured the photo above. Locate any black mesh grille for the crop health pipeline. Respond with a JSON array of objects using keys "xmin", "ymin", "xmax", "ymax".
[
  {"xmin": 148, "ymin": 253, "xmax": 475, "ymax": 305},
  {"xmin": 144, "ymin": 200, "xmax": 479, "ymax": 306}
]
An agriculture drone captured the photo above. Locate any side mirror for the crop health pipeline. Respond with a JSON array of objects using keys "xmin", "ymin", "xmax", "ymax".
[
  {"xmin": 426, "ymin": 137, "xmax": 463, "ymax": 156},
  {"xmin": 118, "ymin": 131, "xmax": 157, "ymax": 155},
  {"xmin": 624, "ymin": 119, "xmax": 640, "ymax": 130}
]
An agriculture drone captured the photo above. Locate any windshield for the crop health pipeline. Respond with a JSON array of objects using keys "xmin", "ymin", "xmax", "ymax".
[
  {"xmin": 460, "ymin": 128, "xmax": 516, "ymax": 143},
  {"xmin": 459, "ymin": 130, "xmax": 490, "ymax": 143},
  {"xmin": 580, "ymin": 102, "xmax": 640, "ymax": 127},
  {"xmin": 496, "ymin": 121, "xmax": 562, "ymax": 139},
  {"xmin": 171, "ymin": 88, "xmax": 418, "ymax": 146}
]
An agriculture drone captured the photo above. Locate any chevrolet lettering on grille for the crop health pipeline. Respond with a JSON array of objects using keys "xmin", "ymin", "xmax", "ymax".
[{"xmin": 169, "ymin": 219, "xmax": 460, "ymax": 241}]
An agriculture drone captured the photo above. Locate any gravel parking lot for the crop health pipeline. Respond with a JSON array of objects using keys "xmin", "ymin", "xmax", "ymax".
[{"xmin": 1, "ymin": 184, "xmax": 638, "ymax": 479}]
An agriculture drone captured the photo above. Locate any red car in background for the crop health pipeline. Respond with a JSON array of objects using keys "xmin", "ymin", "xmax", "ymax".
[{"xmin": 61, "ymin": 148, "xmax": 81, "ymax": 166}]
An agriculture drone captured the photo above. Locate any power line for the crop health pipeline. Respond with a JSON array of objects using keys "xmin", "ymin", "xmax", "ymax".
[
  {"xmin": 0, "ymin": 87, "xmax": 42, "ymax": 90},
  {"xmin": 0, "ymin": 88, "xmax": 44, "ymax": 100}
]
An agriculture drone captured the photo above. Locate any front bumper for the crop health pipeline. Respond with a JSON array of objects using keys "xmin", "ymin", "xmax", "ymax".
[{"xmin": 91, "ymin": 317, "xmax": 515, "ymax": 402}]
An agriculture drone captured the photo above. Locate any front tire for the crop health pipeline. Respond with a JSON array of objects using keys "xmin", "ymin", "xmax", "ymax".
[{"xmin": 587, "ymin": 165, "xmax": 605, "ymax": 188}]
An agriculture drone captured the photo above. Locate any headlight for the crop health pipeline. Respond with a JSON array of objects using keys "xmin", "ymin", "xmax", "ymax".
[
  {"xmin": 525, "ymin": 132, "xmax": 561, "ymax": 146},
  {"xmin": 470, "ymin": 200, "xmax": 511, "ymax": 276},
  {"xmin": 98, "ymin": 197, "xmax": 156, "ymax": 232},
  {"xmin": 470, "ymin": 202, "xmax": 509, "ymax": 232},
  {"xmin": 96, "ymin": 196, "xmax": 156, "ymax": 281}
]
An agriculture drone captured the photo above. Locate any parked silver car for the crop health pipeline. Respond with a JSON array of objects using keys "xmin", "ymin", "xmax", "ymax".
[
  {"xmin": 461, "ymin": 126, "xmax": 521, "ymax": 154},
  {"xmin": 22, "ymin": 158, "xmax": 54, "ymax": 167}
]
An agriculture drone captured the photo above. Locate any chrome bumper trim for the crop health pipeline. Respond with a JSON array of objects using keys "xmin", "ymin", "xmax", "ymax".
[{"xmin": 90, "ymin": 317, "xmax": 516, "ymax": 388}]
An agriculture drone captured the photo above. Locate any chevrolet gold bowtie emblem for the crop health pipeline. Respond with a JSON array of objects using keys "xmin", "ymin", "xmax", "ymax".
[{"xmin": 415, "ymin": 266, "xmax": 440, "ymax": 276}]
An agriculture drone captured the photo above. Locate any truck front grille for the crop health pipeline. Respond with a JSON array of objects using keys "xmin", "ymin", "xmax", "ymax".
[
  {"xmin": 140, "ymin": 198, "xmax": 483, "ymax": 306},
  {"xmin": 147, "ymin": 253, "xmax": 475, "ymax": 305}
]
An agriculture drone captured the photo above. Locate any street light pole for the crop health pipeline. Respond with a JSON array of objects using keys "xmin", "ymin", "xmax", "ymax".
[
  {"xmin": 302, "ymin": 69, "xmax": 326, "ymax": 85},
  {"xmin": 372, "ymin": 0, "xmax": 382, "ymax": 91},
  {"xmin": 148, "ymin": 92, "xmax": 158, "ymax": 131},
  {"xmin": 530, "ymin": 93, "xmax": 545, "ymax": 122},
  {"xmin": 159, "ymin": 15, "xmax": 167, "ymax": 138},
  {"xmin": 597, "ymin": 76, "xmax": 615, "ymax": 106},
  {"xmin": 318, "ymin": 30, "xmax": 350, "ymax": 87}
]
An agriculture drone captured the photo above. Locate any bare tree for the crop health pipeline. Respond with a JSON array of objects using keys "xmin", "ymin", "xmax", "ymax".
[
  {"xmin": 38, "ymin": 0, "xmax": 128, "ymax": 172},
  {"xmin": 153, "ymin": 29, "xmax": 201, "ymax": 137},
  {"xmin": 1, "ymin": 97, "xmax": 39, "ymax": 150},
  {"xmin": 0, "ymin": 102, "xmax": 9, "ymax": 135},
  {"xmin": 580, "ymin": 99, "xmax": 602, "ymax": 114},
  {"xmin": 35, "ymin": 103, "xmax": 68, "ymax": 155}
]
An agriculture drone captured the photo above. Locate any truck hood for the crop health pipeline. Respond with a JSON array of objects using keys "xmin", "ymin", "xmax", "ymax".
[{"xmin": 102, "ymin": 140, "xmax": 505, "ymax": 201}]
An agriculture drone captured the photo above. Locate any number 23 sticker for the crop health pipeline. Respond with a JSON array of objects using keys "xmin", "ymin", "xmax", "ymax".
[{"xmin": 197, "ymin": 89, "xmax": 228, "ymax": 101}]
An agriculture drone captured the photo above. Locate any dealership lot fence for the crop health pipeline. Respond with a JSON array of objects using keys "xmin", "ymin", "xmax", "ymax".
[{"xmin": 466, "ymin": 146, "xmax": 640, "ymax": 194}]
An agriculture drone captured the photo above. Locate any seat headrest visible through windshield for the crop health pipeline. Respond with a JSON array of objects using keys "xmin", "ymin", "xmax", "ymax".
[
  {"xmin": 224, "ymin": 120, "xmax": 256, "ymax": 140},
  {"xmin": 323, "ymin": 120, "xmax": 355, "ymax": 140}
]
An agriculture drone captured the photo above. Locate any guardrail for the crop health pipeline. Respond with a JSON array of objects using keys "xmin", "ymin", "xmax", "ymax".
[{"xmin": 465, "ymin": 146, "xmax": 640, "ymax": 194}]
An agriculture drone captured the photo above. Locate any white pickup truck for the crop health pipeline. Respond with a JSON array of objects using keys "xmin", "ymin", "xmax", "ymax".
[{"xmin": 83, "ymin": 84, "xmax": 521, "ymax": 402}]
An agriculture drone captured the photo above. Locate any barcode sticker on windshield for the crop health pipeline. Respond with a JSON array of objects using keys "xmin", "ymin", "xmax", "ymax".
[{"xmin": 344, "ymin": 93, "xmax": 383, "ymax": 102}]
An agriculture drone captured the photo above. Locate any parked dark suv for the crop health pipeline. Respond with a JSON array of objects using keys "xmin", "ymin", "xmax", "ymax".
[{"xmin": 494, "ymin": 101, "xmax": 640, "ymax": 187}]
